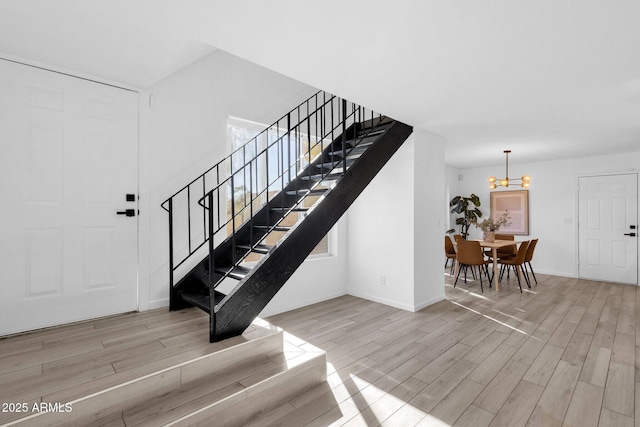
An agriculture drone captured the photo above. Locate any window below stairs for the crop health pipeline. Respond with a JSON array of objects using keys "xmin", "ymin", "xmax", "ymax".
[{"xmin": 227, "ymin": 117, "xmax": 330, "ymax": 259}]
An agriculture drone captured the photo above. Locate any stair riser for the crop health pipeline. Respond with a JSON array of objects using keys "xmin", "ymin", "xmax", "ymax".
[
  {"xmin": 167, "ymin": 352, "xmax": 326, "ymax": 426},
  {"xmin": 10, "ymin": 330, "xmax": 284, "ymax": 427}
]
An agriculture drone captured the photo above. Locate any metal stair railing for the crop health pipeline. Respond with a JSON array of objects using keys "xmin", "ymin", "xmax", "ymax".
[{"xmin": 162, "ymin": 90, "xmax": 384, "ymax": 295}]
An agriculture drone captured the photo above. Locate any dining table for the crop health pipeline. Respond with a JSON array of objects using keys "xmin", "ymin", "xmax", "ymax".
[{"xmin": 475, "ymin": 239, "xmax": 520, "ymax": 291}]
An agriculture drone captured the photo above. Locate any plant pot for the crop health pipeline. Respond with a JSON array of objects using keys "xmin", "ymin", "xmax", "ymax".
[{"xmin": 483, "ymin": 231, "xmax": 495, "ymax": 242}]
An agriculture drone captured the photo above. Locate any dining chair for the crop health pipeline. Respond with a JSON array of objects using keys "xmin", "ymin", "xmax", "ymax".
[
  {"xmin": 454, "ymin": 239, "xmax": 492, "ymax": 292},
  {"xmin": 494, "ymin": 234, "xmax": 516, "ymax": 257},
  {"xmin": 523, "ymin": 238, "xmax": 539, "ymax": 284},
  {"xmin": 444, "ymin": 235, "xmax": 457, "ymax": 274},
  {"xmin": 498, "ymin": 240, "xmax": 530, "ymax": 292},
  {"xmin": 452, "ymin": 234, "xmax": 478, "ymax": 278}
]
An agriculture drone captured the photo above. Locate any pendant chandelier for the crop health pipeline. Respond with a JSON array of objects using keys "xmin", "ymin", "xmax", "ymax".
[{"xmin": 488, "ymin": 150, "xmax": 531, "ymax": 189}]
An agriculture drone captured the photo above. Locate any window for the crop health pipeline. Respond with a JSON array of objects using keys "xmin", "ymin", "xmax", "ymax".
[{"xmin": 227, "ymin": 117, "xmax": 330, "ymax": 260}]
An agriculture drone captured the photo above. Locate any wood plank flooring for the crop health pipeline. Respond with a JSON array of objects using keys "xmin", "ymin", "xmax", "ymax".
[
  {"xmin": 259, "ymin": 272, "xmax": 640, "ymax": 426},
  {"xmin": 0, "ymin": 271, "xmax": 638, "ymax": 426}
]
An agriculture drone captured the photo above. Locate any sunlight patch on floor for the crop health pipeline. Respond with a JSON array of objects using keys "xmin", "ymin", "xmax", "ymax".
[
  {"xmin": 451, "ymin": 301, "xmax": 527, "ymax": 335},
  {"xmin": 339, "ymin": 371, "xmax": 451, "ymax": 426}
]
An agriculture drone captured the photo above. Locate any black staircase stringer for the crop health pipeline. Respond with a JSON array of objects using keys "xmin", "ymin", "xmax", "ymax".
[{"xmin": 211, "ymin": 120, "xmax": 413, "ymax": 341}]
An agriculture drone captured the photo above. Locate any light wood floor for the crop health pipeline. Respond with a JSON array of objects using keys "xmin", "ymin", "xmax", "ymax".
[
  {"xmin": 0, "ymin": 271, "xmax": 638, "ymax": 426},
  {"xmin": 260, "ymin": 272, "xmax": 640, "ymax": 426}
]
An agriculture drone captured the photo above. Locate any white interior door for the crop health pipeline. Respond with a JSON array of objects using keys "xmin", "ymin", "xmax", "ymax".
[
  {"xmin": 578, "ymin": 174, "xmax": 638, "ymax": 284},
  {"xmin": 0, "ymin": 60, "xmax": 139, "ymax": 335}
]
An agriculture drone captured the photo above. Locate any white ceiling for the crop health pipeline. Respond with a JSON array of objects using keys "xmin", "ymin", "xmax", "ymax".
[{"xmin": 1, "ymin": 0, "xmax": 639, "ymax": 168}]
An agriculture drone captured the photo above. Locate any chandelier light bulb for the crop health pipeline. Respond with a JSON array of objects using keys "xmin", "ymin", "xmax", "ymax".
[{"xmin": 487, "ymin": 150, "xmax": 531, "ymax": 189}]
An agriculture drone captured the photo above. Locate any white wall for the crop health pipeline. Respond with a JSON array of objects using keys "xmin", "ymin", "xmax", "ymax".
[
  {"xmin": 346, "ymin": 136, "xmax": 417, "ymax": 310},
  {"xmin": 450, "ymin": 151, "xmax": 640, "ymax": 277},
  {"xmin": 414, "ymin": 129, "xmax": 447, "ymax": 309},
  {"xmin": 140, "ymin": 50, "xmax": 350, "ymax": 311},
  {"xmin": 346, "ymin": 129, "xmax": 447, "ymax": 311}
]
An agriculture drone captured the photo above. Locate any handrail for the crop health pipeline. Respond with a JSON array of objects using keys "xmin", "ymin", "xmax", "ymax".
[
  {"xmin": 161, "ymin": 91, "xmax": 334, "ymax": 212},
  {"xmin": 163, "ymin": 89, "xmax": 385, "ymax": 291}
]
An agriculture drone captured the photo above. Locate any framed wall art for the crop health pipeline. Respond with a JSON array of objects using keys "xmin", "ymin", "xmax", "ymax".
[{"xmin": 490, "ymin": 190, "xmax": 529, "ymax": 235}]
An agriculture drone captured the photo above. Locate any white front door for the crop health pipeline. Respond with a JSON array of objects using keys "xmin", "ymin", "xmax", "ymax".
[
  {"xmin": 578, "ymin": 174, "xmax": 638, "ymax": 284},
  {"xmin": 0, "ymin": 60, "xmax": 139, "ymax": 335}
]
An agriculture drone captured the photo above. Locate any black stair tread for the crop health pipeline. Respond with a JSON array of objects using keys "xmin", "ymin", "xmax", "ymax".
[
  {"xmin": 300, "ymin": 171, "xmax": 342, "ymax": 181},
  {"xmin": 285, "ymin": 188, "xmax": 327, "ymax": 196},
  {"xmin": 315, "ymin": 159, "xmax": 356, "ymax": 169},
  {"xmin": 237, "ymin": 244, "xmax": 273, "ymax": 254},
  {"xmin": 358, "ymin": 128, "xmax": 387, "ymax": 137},
  {"xmin": 178, "ymin": 289, "xmax": 226, "ymax": 313},
  {"xmin": 269, "ymin": 207, "xmax": 309, "ymax": 212},
  {"xmin": 328, "ymin": 142, "xmax": 374, "ymax": 157},
  {"xmin": 214, "ymin": 265, "xmax": 252, "ymax": 280},
  {"xmin": 253, "ymin": 225, "xmax": 291, "ymax": 232}
]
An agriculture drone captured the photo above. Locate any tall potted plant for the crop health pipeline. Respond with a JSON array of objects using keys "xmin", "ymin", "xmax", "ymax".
[{"xmin": 448, "ymin": 194, "xmax": 482, "ymax": 239}]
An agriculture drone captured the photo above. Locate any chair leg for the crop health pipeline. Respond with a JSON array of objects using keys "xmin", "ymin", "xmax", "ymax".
[
  {"xmin": 478, "ymin": 266, "xmax": 484, "ymax": 293},
  {"xmin": 527, "ymin": 262, "xmax": 538, "ymax": 284},
  {"xmin": 522, "ymin": 264, "xmax": 531, "ymax": 288},
  {"xmin": 499, "ymin": 264, "xmax": 506, "ymax": 282},
  {"xmin": 485, "ymin": 264, "xmax": 493, "ymax": 287},
  {"xmin": 454, "ymin": 264, "xmax": 462, "ymax": 287},
  {"xmin": 515, "ymin": 266, "xmax": 523, "ymax": 292}
]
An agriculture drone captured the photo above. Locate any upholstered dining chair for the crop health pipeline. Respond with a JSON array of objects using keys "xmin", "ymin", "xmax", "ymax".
[
  {"xmin": 454, "ymin": 239, "xmax": 492, "ymax": 292},
  {"xmin": 523, "ymin": 238, "xmax": 539, "ymax": 284},
  {"xmin": 490, "ymin": 233, "xmax": 516, "ymax": 258},
  {"xmin": 498, "ymin": 240, "xmax": 530, "ymax": 292},
  {"xmin": 444, "ymin": 235, "xmax": 457, "ymax": 274}
]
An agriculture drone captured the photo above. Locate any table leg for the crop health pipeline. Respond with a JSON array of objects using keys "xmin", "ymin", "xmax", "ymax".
[
  {"xmin": 453, "ymin": 260, "xmax": 460, "ymax": 281},
  {"xmin": 492, "ymin": 248, "xmax": 499, "ymax": 291}
]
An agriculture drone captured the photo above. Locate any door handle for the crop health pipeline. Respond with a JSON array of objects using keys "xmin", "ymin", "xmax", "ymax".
[
  {"xmin": 624, "ymin": 232, "xmax": 636, "ymax": 237},
  {"xmin": 117, "ymin": 209, "xmax": 136, "ymax": 217}
]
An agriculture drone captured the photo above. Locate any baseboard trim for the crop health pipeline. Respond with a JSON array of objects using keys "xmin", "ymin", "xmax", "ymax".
[
  {"xmin": 148, "ymin": 298, "xmax": 170, "ymax": 310},
  {"xmin": 345, "ymin": 290, "xmax": 415, "ymax": 312},
  {"xmin": 413, "ymin": 294, "xmax": 447, "ymax": 312}
]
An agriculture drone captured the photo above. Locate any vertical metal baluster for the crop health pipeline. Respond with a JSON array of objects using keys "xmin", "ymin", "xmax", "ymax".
[
  {"xmin": 202, "ymin": 176, "xmax": 206, "ymax": 244},
  {"xmin": 287, "ymin": 113, "xmax": 291, "ymax": 184},
  {"xmin": 207, "ymin": 191, "xmax": 216, "ymax": 341},
  {"xmin": 320, "ymin": 94, "xmax": 324, "ymax": 178},
  {"xmin": 330, "ymin": 98, "xmax": 335, "ymax": 173},
  {"xmin": 187, "ymin": 186, "xmax": 192, "ymax": 255},
  {"xmin": 307, "ymin": 100, "xmax": 312, "ymax": 186},
  {"xmin": 265, "ymin": 131, "xmax": 270, "ymax": 227},
  {"xmin": 249, "ymin": 142, "xmax": 254, "ymax": 247},
  {"xmin": 342, "ymin": 99, "xmax": 347, "ymax": 174},
  {"xmin": 216, "ymin": 166, "xmax": 220, "ymax": 235},
  {"xmin": 231, "ymin": 172, "xmax": 236, "ymax": 264},
  {"xmin": 280, "ymin": 121, "xmax": 285, "ymax": 216},
  {"xmin": 168, "ymin": 198, "xmax": 175, "ymax": 310}
]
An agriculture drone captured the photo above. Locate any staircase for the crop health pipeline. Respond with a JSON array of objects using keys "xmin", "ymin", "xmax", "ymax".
[{"xmin": 162, "ymin": 91, "xmax": 412, "ymax": 342}]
